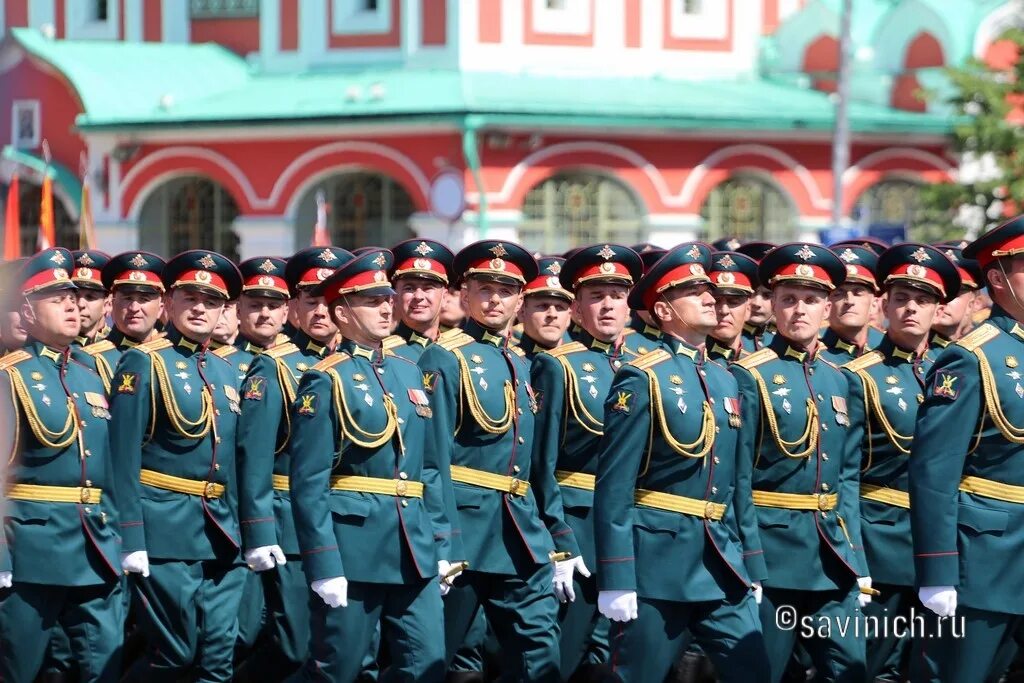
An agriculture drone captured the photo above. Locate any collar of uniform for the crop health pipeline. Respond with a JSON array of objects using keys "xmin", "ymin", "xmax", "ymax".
[
  {"xmin": 707, "ymin": 338, "xmax": 734, "ymax": 360},
  {"xmin": 209, "ymin": 339, "xmax": 226, "ymax": 350},
  {"xmin": 106, "ymin": 328, "xmax": 142, "ymax": 350},
  {"xmin": 743, "ymin": 322, "xmax": 764, "ymax": 336},
  {"xmin": 27, "ymin": 339, "xmax": 66, "ymax": 364},
  {"xmin": 987, "ymin": 306, "xmax": 1024, "ymax": 340},
  {"xmin": 74, "ymin": 334, "xmax": 91, "ymax": 346},
  {"xmin": 291, "ymin": 330, "xmax": 329, "ymax": 357},
  {"xmin": 516, "ymin": 333, "xmax": 541, "ymax": 357},
  {"xmin": 878, "ymin": 335, "xmax": 918, "ymax": 362},
  {"xmin": 236, "ymin": 338, "xmax": 268, "ymax": 355},
  {"xmin": 665, "ymin": 335, "xmax": 703, "ymax": 361},
  {"xmin": 929, "ymin": 331, "xmax": 951, "ymax": 349},
  {"xmin": 575, "ymin": 328, "xmax": 617, "ymax": 355},
  {"xmin": 340, "ymin": 338, "xmax": 379, "ymax": 361},
  {"xmin": 396, "ymin": 322, "xmax": 431, "ymax": 348},
  {"xmin": 642, "ymin": 323, "xmax": 660, "ymax": 337},
  {"xmin": 166, "ymin": 327, "xmax": 202, "ymax": 354},
  {"xmin": 464, "ymin": 319, "xmax": 507, "ymax": 348},
  {"xmin": 821, "ymin": 327, "xmax": 859, "ymax": 355},
  {"xmin": 770, "ymin": 335, "xmax": 814, "ymax": 364}
]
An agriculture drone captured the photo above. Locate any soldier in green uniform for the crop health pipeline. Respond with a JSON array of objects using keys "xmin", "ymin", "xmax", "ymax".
[
  {"xmin": 819, "ymin": 243, "xmax": 883, "ymax": 364},
  {"xmin": 381, "ymin": 239, "xmax": 456, "ymax": 362},
  {"xmin": 0, "ymin": 257, "xmax": 28, "ymax": 355},
  {"xmin": 706, "ymin": 251, "xmax": 760, "ymax": 363},
  {"xmin": 528, "ymin": 243, "xmax": 643, "ymax": 678},
  {"xmin": 736, "ymin": 242, "xmax": 776, "ymax": 352},
  {"xmin": 77, "ymin": 252, "xmax": 166, "ymax": 392},
  {"xmin": 841, "ymin": 244, "xmax": 959, "ymax": 682},
  {"xmin": 110, "ymin": 250, "xmax": 246, "ymax": 682},
  {"xmin": 929, "ymin": 240, "xmax": 982, "ymax": 353},
  {"xmin": 286, "ymin": 248, "xmax": 454, "ymax": 682},
  {"xmin": 0, "ymin": 248, "xmax": 124, "ymax": 682},
  {"xmin": 418, "ymin": 240, "xmax": 574, "ymax": 682},
  {"xmin": 909, "ymin": 217, "xmax": 1024, "ymax": 682},
  {"xmin": 732, "ymin": 243, "xmax": 872, "ymax": 683},
  {"xmin": 70, "ymin": 250, "xmax": 111, "ymax": 348},
  {"xmin": 622, "ymin": 247, "xmax": 666, "ymax": 355},
  {"xmin": 234, "ymin": 246, "xmax": 351, "ymax": 680},
  {"xmin": 516, "ymin": 256, "xmax": 574, "ymax": 362},
  {"xmin": 593, "ymin": 242, "xmax": 770, "ymax": 683},
  {"xmin": 211, "ymin": 298, "xmax": 240, "ymax": 348}
]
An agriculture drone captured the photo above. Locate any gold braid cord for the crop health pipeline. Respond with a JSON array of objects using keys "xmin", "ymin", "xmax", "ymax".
[
  {"xmin": 94, "ymin": 355, "xmax": 114, "ymax": 394},
  {"xmin": 454, "ymin": 349, "xmax": 514, "ymax": 434},
  {"xmin": 558, "ymin": 357, "xmax": 603, "ymax": 436},
  {"xmin": 752, "ymin": 369, "xmax": 818, "ymax": 459},
  {"xmin": 151, "ymin": 355, "xmax": 213, "ymax": 440},
  {"xmin": 646, "ymin": 369, "xmax": 715, "ymax": 459},
  {"xmin": 327, "ymin": 368, "xmax": 399, "ymax": 450},
  {"xmin": 860, "ymin": 371, "xmax": 913, "ymax": 457},
  {"xmin": 274, "ymin": 358, "xmax": 299, "ymax": 455},
  {"xmin": 975, "ymin": 348, "xmax": 1024, "ymax": 443},
  {"xmin": 7, "ymin": 368, "xmax": 79, "ymax": 450}
]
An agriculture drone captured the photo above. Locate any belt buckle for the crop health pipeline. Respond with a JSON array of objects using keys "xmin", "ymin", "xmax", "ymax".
[
  {"xmin": 817, "ymin": 493, "xmax": 830, "ymax": 511},
  {"xmin": 395, "ymin": 480, "xmax": 408, "ymax": 497},
  {"xmin": 509, "ymin": 478, "xmax": 524, "ymax": 496},
  {"xmin": 204, "ymin": 482, "xmax": 218, "ymax": 499},
  {"xmin": 704, "ymin": 501, "xmax": 717, "ymax": 520},
  {"xmin": 80, "ymin": 487, "xmax": 92, "ymax": 504}
]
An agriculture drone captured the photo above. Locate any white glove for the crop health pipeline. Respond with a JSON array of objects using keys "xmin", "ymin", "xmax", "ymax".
[
  {"xmin": 553, "ymin": 556, "xmax": 592, "ymax": 603},
  {"xmin": 311, "ymin": 576, "xmax": 348, "ymax": 608},
  {"xmin": 244, "ymin": 545, "xmax": 287, "ymax": 572},
  {"xmin": 0, "ymin": 571, "xmax": 11, "ymax": 589},
  {"xmin": 121, "ymin": 551, "xmax": 150, "ymax": 578},
  {"xmin": 857, "ymin": 576, "xmax": 873, "ymax": 608},
  {"xmin": 438, "ymin": 560, "xmax": 463, "ymax": 597},
  {"xmin": 919, "ymin": 585, "xmax": 957, "ymax": 617},
  {"xmin": 598, "ymin": 590, "xmax": 638, "ymax": 622},
  {"xmin": 751, "ymin": 581, "xmax": 763, "ymax": 606}
]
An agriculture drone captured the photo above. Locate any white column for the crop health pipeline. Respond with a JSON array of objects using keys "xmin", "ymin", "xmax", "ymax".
[
  {"xmin": 94, "ymin": 220, "xmax": 139, "ymax": 253},
  {"xmin": 161, "ymin": 0, "xmax": 189, "ymax": 43},
  {"xmin": 124, "ymin": 0, "xmax": 143, "ymax": 41},
  {"xmin": 234, "ymin": 216, "xmax": 295, "ymax": 259}
]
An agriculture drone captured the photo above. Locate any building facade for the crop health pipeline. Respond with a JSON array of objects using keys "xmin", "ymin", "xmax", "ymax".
[{"xmin": 0, "ymin": 0, "xmax": 1019, "ymax": 258}]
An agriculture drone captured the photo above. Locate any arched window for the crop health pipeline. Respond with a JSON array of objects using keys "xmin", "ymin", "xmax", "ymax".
[
  {"xmin": 520, "ymin": 173, "xmax": 644, "ymax": 254},
  {"xmin": 137, "ymin": 176, "xmax": 240, "ymax": 262},
  {"xmin": 294, "ymin": 172, "xmax": 415, "ymax": 250},
  {"xmin": 699, "ymin": 175, "xmax": 795, "ymax": 243},
  {"xmin": 17, "ymin": 183, "xmax": 77, "ymax": 253},
  {"xmin": 853, "ymin": 179, "xmax": 942, "ymax": 242}
]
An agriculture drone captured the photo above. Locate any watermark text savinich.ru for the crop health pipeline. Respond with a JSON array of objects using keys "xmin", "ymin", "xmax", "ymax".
[{"xmin": 774, "ymin": 605, "xmax": 966, "ymax": 640}]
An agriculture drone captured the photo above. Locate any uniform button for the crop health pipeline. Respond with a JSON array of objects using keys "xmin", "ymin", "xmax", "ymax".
[
  {"xmin": 713, "ymin": 456, "xmax": 720, "ymax": 464},
  {"xmin": 85, "ymin": 449, "xmax": 92, "ymax": 456},
  {"xmin": 84, "ymin": 507, "xmax": 91, "ymax": 514},
  {"xmin": 399, "ymin": 472, "xmax": 408, "ymax": 480},
  {"xmin": 216, "ymin": 437, "xmax": 222, "ymax": 444},
  {"xmin": 699, "ymin": 370, "xmax": 707, "ymax": 377},
  {"xmin": 73, "ymin": 393, "xmax": 79, "ymax": 398},
  {"xmin": 389, "ymin": 392, "xmax": 395, "ymax": 398},
  {"xmin": 822, "ymin": 453, "xmax": 829, "ymax": 461},
  {"xmin": 821, "ymin": 424, "xmax": 828, "ymax": 431},
  {"xmin": 517, "ymin": 408, "xmax": 523, "ymax": 416},
  {"xmin": 809, "ymin": 368, "xmax": 814, "ymax": 375},
  {"xmin": 376, "ymin": 368, "xmax": 384, "ymax": 374},
  {"xmin": 215, "ymin": 409, "xmax": 221, "ymax": 416},
  {"xmin": 85, "ymin": 480, "xmax": 92, "ymax": 487},
  {"xmin": 821, "ymin": 483, "xmax": 830, "ymax": 491},
  {"xmin": 513, "ymin": 465, "xmax": 521, "ymax": 473},
  {"xmin": 817, "ymin": 394, "xmax": 823, "ymax": 401},
  {"xmin": 715, "ymin": 426, "xmax": 720, "ymax": 434},
  {"xmin": 518, "ymin": 436, "xmax": 525, "ymax": 444},
  {"xmin": 80, "ymin": 420, "xmax": 87, "ymax": 427},
  {"xmin": 708, "ymin": 397, "xmax": 715, "ymax": 404},
  {"xmin": 214, "ymin": 464, "xmax": 221, "ymax": 471},
  {"xmin": 401, "ymin": 500, "xmax": 409, "ymax": 507},
  {"xmin": 711, "ymin": 486, "xmax": 718, "ymax": 495}
]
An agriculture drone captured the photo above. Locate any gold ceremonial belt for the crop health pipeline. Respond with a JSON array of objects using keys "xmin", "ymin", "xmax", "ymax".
[
  {"xmin": 271, "ymin": 474, "xmax": 290, "ymax": 492},
  {"xmin": 330, "ymin": 475, "xmax": 424, "ymax": 498},
  {"xmin": 752, "ymin": 490, "xmax": 837, "ymax": 512},
  {"xmin": 450, "ymin": 465, "xmax": 530, "ymax": 497},
  {"xmin": 959, "ymin": 475, "xmax": 1024, "ymax": 504},
  {"xmin": 7, "ymin": 483, "xmax": 102, "ymax": 504},
  {"xmin": 634, "ymin": 488, "xmax": 726, "ymax": 521},
  {"xmin": 140, "ymin": 469, "xmax": 225, "ymax": 499},
  {"xmin": 860, "ymin": 484, "xmax": 910, "ymax": 509},
  {"xmin": 555, "ymin": 470, "xmax": 595, "ymax": 491}
]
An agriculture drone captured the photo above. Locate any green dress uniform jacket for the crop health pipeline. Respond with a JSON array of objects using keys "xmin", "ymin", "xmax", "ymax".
[
  {"xmin": 818, "ymin": 326, "xmax": 885, "ymax": 366},
  {"xmin": 75, "ymin": 329, "xmax": 146, "ymax": 393},
  {"xmin": 382, "ymin": 321, "xmax": 434, "ymax": 363},
  {"xmin": 595, "ymin": 337, "xmax": 763, "ymax": 602},
  {"xmin": 733, "ymin": 336, "xmax": 867, "ymax": 590},
  {"xmin": 740, "ymin": 322, "xmax": 775, "ymax": 353},
  {"xmin": 620, "ymin": 322, "xmax": 664, "ymax": 356}
]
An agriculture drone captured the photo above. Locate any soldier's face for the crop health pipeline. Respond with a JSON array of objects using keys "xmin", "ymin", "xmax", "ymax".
[
  {"xmin": 1, "ymin": 309, "xmax": 27, "ymax": 349},
  {"xmin": 22, "ymin": 289, "xmax": 80, "ymax": 347},
  {"xmin": 462, "ymin": 278, "xmax": 523, "ymax": 331},
  {"xmin": 294, "ymin": 289, "xmax": 338, "ymax": 343},
  {"xmin": 395, "ymin": 276, "xmax": 444, "ymax": 327},
  {"xmin": 212, "ymin": 300, "xmax": 239, "ymax": 344},
  {"xmin": 884, "ymin": 284, "xmax": 939, "ymax": 344},
  {"xmin": 334, "ymin": 294, "xmax": 394, "ymax": 345},
  {"xmin": 572, "ymin": 283, "xmax": 630, "ymax": 343},
  {"xmin": 76, "ymin": 288, "xmax": 110, "ymax": 337},
  {"xmin": 655, "ymin": 283, "xmax": 717, "ymax": 336},
  {"xmin": 827, "ymin": 282, "xmax": 874, "ymax": 330},
  {"xmin": 112, "ymin": 289, "xmax": 163, "ymax": 340},
  {"xmin": 772, "ymin": 284, "xmax": 831, "ymax": 347},
  {"xmin": 711, "ymin": 291, "xmax": 751, "ymax": 341},
  {"xmin": 167, "ymin": 287, "xmax": 226, "ymax": 342},
  {"xmin": 933, "ymin": 290, "xmax": 975, "ymax": 332},
  {"xmin": 520, "ymin": 295, "xmax": 571, "ymax": 347},
  {"xmin": 748, "ymin": 287, "xmax": 773, "ymax": 325},
  {"xmin": 238, "ymin": 294, "xmax": 288, "ymax": 347},
  {"xmin": 439, "ymin": 286, "xmax": 465, "ymax": 328}
]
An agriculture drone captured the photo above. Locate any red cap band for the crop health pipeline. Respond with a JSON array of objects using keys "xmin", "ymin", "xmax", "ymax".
[
  {"xmin": 322, "ymin": 269, "xmax": 392, "ymax": 302},
  {"xmin": 768, "ymin": 263, "xmax": 835, "ymax": 289},
  {"xmin": 298, "ymin": 267, "xmax": 337, "ymax": 289},
  {"xmin": 976, "ymin": 233, "xmax": 1024, "ymax": 269},
  {"xmin": 884, "ymin": 263, "xmax": 946, "ymax": 298},
  {"xmin": 72, "ymin": 267, "xmax": 104, "ymax": 288},
  {"xmin": 242, "ymin": 274, "xmax": 289, "ymax": 296},
  {"xmin": 393, "ymin": 257, "xmax": 448, "ymax": 283},
  {"xmin": 22, "ymin": 267, "xmax": 72, "ymax": 295},
  {"xmin": 710, "ymin": 269, "xmax": 753, "ymax": 292},
  {"xmin": 465, "ymin": 257, "xmax": 525, "ymax": 283},
  {"xmin": 173, "ymin": 269, "xmax": 229, "ymax": 298},
  {"xmin": 112, "ymin": 270, "xmax": 164, "ymax": 291},
  {"xmin": 843, "ymin": 264, "xmax": 877, "ymax": 288},
  {"xmin": 572, "ymin": 261, "xmax": 634, "ymax": 287},
  {"xmin": 645, "ymin": 263, "xmax": 710, "ymax": 310}
]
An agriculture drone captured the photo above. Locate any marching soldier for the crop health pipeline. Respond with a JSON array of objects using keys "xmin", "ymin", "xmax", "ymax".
[
  {"xmin": 929, "ymin": 240, "xmax": 982, "ymax": 352},
  {"xmin": 530, "ymin": 243, "xmax": 643, "ymax": 678},
  {"xmin": 70, "ymin": 250, "xmax": 111, "ymax": 348},
  {"xmin": 110, "ymin": 250, "xmax": 246, "ymax": 682},
  {"xmin": 732, "ymin": 243, "xmax": 871, "ymax": 683},
  {"xmin": 516, "ymin": 256, "xmax": 574, "ymax": 361},
  {"xmin": 77, "ymin": 252, "xmax": 166, "ymax": 392},
  {"xmin": 418, "ymin": 240, "xmax": 573, "ymax": 682},
  {"xmin": 736, "ymin": 242, "xmax": 776, "ymax": 351},
  {"xmin": 819, "ymin": 243, "xmax": 883, "ymax": 364},
  {"xmin": 706, "ymin": 251, "xmax": 760, "ymax": 363},
  {"xmin": 382, "ymin": 239, "xmax": 456, "ymax": 361},
  {"xmin": 622, "ymin": 247, "xmax": 667, "ymax": 356},
  {"xmin": 211, "ymin": 298, "xmax": 240, "ymax": 348},
  {"xmin": 287, "ymin": 248, "xmax": 454, "ymax": 682},
  {"xmin": 841, "ymin": 244, "xmax": 959, "ymax": 681},
  {"xmin": 0, "ymin": 248, "xmax": 124, "ymax": 682},
  {"xmin": 712, "ymin": 236, "xmax": 744, "ymax": 252},
  {"xmin": 0, "ymin": 257, "xmax": 28, "ymax": 355},
  {"xmin": 593, "ymin": 242, "xmax": 770, "ymax": 682},
  {"xmin": 235, "ymin": 246, "xmax": 351, "ymax": 680},
  {"xmin": 910, "ymin": 217, "xmax": 1024, "ymax": 681}
]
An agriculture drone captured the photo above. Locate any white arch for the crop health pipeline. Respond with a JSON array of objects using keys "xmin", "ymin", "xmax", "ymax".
[
  {"xmin": 283, "ymin": 163, "xmax": 423, "ymax": 218},
  {"xmin": 518, "ymin": 163, "xmax": 651, "ymax": 217},
  {"xmin": 127, "ymin": 169, "xmax": 241, "ymax": 220},
  {"xmin": 974, "ymin": 0, "xmax": 1024, "ymax": 58},
  {"xmin": 842, "ymin": 147, "xmax": 954, "ymax": 186},
  {"xmin": 120, "ymin": 147, "xmax": 260, "ymax": 212}
]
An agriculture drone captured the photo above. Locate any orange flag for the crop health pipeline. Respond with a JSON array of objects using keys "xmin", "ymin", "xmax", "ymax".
[
  {"xmin": 3, "ymin": 174, "xmax": 20, "ymax": 260},
  {"xmin": 38, "ymin": 173, "xmax": 55, "ymax": 251},
  {"xmin": 311, "ymin": 189, "xmax": 331, "ymax": 247}
]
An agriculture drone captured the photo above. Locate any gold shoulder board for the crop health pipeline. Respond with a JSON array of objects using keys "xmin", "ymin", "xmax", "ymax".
[
  {"xmin": 629, "ymin": 348, "xmax": 671, "ymax": 370},
  {"xmin": 138, "ymin": 338, "xmax": 173, "ymax": 354},
  {"xmin": 957, "ymin": 323, "xmax": 1000, "ymax": 352},
  {"xmin": 313, "ymin": 353, "xmax": 350, "ymax": 372},
  {"xmin": 382, "ymin": 335, "xmax": 405, "ymax": 351},
  {"xmin": 266, "ymin": 342, "xmax": 300, "ymax": 359},
  {"xmin": 437, "ymin": 331, "xmax": 473, "ymax": 351},
  {"xmin": 735, "ymin": 347, "xmax": 777, "ymax": 370},
  {"xmin": 0, "ymin": 349, "xmax": 31, "ymax": 370},
  {"xmin": 212, "ymin": 345, "xmax": 236, "ymax": 358},
  {"xmin": 843, "ymin": 350, "xmax": 883, "ymax": 374},
  {"xmin": 543, "ymin": 341, "xmax": 586, "ymax": 359},
  {"xmin": 82, "ymin": 340, "xmax": 115, "ymax": 356}
]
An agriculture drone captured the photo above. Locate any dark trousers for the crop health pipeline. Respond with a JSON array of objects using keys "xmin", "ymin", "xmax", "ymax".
[
  {"xmin": 910, "ymin": 605, "xmax": 1022, "ymax": 683},
  {"xmin": 237, "ymin": 560, "xmax": 310, "ymax": 680},
  {"xmin": 863, "ymin": 582, "xmax": 913, "ymax": 681},
  {"xmin": 557, "ymin": 571, "xmax": 609, "ymax": 678}
]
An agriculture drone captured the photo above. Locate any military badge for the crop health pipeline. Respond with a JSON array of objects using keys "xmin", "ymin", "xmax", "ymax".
[
  {"xmin": 422, "ymin": 371, "xmax": 438, "ymax": 394},
  {"xmin": 885, "ymin": 376, "xmax": 899, "ymax": 385},
  {"xmin": 243, "ymin": 376, "xmax": 266, "ymax": 401},
  {"xmin": 932, "ymin": 370, "xmax": 960, "ymax": 400},
  {"xmin": 832, "ymin": 396, "xmax": 849, "ymax": 425},
  {"xmin": 724, "ymin": 396, "xmax": 741, "ymax": 428},
  {"xmin": 670, "ymin": 375, "xmax": 682, "ymax": 385},
  {"xmin": 296, "ymin": 363, "xmax": 309, "ymax": 372},
  {"xmin": 117, "ymin": 372, "xmax": 138, "ymax": 395},
  {"xmin": 582, "ymin": 362, "xmax": 596, "ymax": 372},
  {"xmin": 612, "ymin": 391, "xmax": 632, "ymax": 414},
  {"xmin": 1007, "ymin": 356, "xmax": 1019, "ymax": 369},
  {"xmin": 85, "ymin": 392, "xmax": 111, "ymax": 419},
  {"xmin": 772, "ymin": 374, "xmax": 785, "ymax": 385},
  {"xmin": 408, "ymin": 388, "xmax": 432, "ymax": 418},
  {"xmin": 297, "ymin": 393, "xmax": 318, "ymax": 416},
  {"xmin": 30, "ymin": 372, "xmax": 42, "ymax": 381}
]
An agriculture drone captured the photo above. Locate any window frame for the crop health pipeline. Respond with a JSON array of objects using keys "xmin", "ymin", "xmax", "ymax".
[
  {"xmin": 669, "ymin": 0, "xmax": 729, "ymax": 41},
  {"xmin": 332, "ymin": 0, "xmax": 391, "ymax": 35},
  {"xmin": 11, "ymin": 100, "xmax": 40, "ymax": 150},
  {"xmin": 532, "ymin": 0, "xmax": 591, "ymax": 36}
]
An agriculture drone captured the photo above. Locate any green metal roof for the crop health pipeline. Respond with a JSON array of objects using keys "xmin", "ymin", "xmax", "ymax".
[{"xmin": 7, "ymin": 27, "xmax": 953, "ymax": 136}]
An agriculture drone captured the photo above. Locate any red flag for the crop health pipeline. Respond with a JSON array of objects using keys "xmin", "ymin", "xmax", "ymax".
[
  {"xmin": 38, "ymin": 174, "xmax": 55, "ymax": 251},
  {"xmin": 311, "ymin": 189, "xmax": 331, "ymax": 247},
  {"xmin": 3, "ymin": 174, "xmax": 20, "ymax": 260}
]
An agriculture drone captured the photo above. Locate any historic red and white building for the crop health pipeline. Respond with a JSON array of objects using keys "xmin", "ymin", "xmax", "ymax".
[{"xmin": 0, "ymin": 0, "xmax": 1019, "ymax": 259}]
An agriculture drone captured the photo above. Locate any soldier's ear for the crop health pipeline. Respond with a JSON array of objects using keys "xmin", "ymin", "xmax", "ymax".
[
  {"xmin": 986, "ymin": 265, "xmax": 1005, "ymax": 293},
  {"xmin": 651, "ymin": 299, "xmax": 671, "ymax": 325},
  {"xmin": 19, "ymin": 298, "xmax": 36, "ymax": 327}
]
